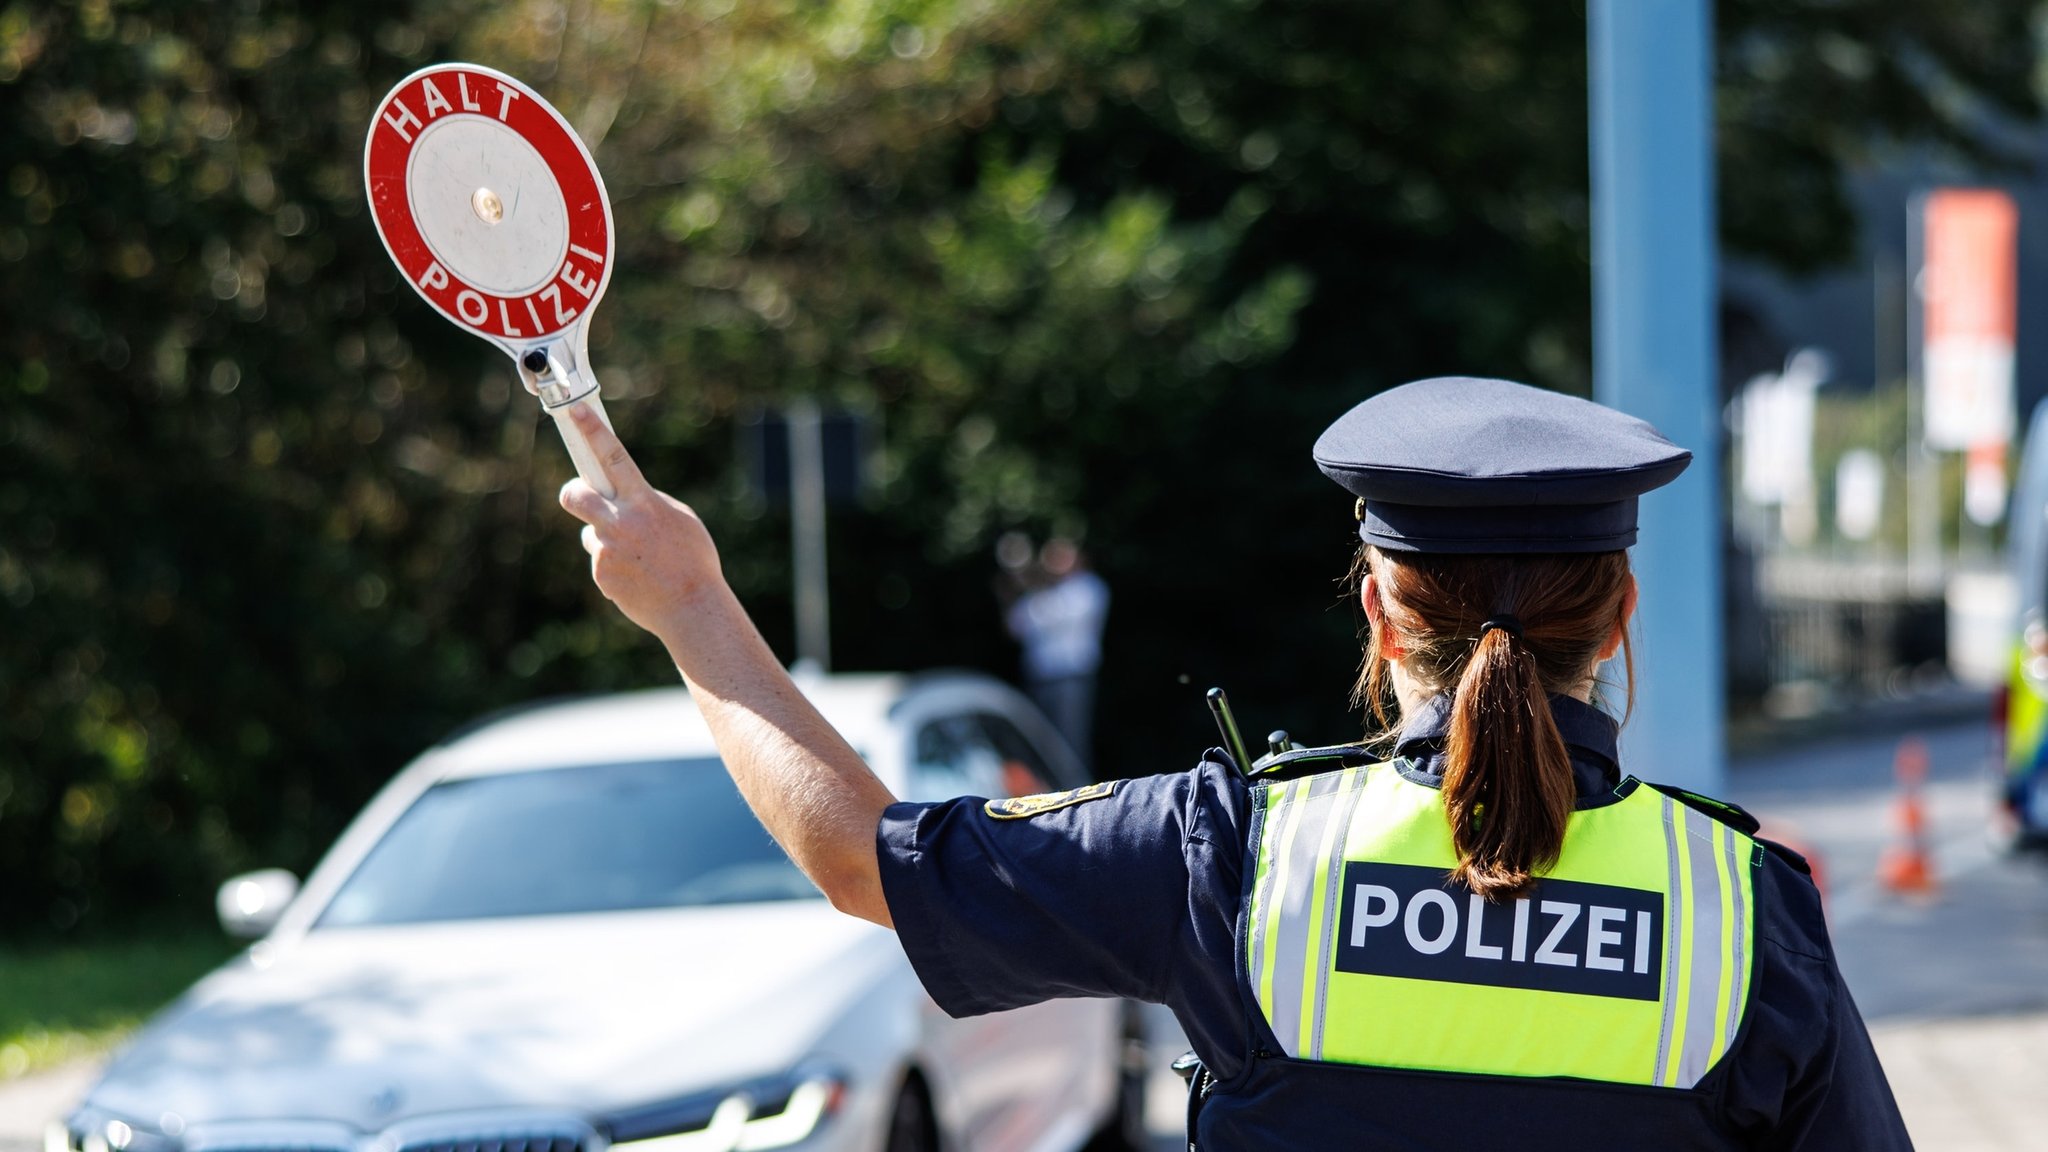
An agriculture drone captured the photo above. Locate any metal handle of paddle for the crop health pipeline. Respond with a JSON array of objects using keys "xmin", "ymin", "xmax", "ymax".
[{"xmin": 547, "ymin": 391, "xmax": 617, "ymax": 499}]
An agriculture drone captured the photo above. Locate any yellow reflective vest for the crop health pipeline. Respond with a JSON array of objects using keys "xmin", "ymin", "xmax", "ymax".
[{"xmin": 1244, "ymin": 762, "xmax": 1758, "ymax": 1088}]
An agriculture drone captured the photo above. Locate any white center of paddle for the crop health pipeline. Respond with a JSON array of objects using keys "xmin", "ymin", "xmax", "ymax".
[{"xmin": 407, "ymin": 115, "xmax": 567, "ymax": 296}]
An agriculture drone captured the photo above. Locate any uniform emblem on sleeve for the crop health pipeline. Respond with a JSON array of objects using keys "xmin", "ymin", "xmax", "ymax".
[{"xmin": 984, "ymin": 780, "xmax": 1120, "ymax": 820}]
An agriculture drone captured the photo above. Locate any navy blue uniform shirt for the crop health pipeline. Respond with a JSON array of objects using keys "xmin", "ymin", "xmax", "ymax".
[{"xmin": 876, "ymin": 694, "xmax": 1912, "ymax": 1150}]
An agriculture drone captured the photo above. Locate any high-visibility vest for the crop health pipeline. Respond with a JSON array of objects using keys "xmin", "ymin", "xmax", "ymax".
[{"xmin": 1243, "ymin": 762, "xmax": 1758, "ymax": 1089}]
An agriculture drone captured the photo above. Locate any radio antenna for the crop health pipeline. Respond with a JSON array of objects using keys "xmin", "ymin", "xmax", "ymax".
[{"xmin": 1205, "ymin": 688, "xmax": 1254, "ymax": 774}]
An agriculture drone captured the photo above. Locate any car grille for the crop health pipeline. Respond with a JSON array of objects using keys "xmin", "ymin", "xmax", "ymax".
[
  {"xmin": 63, "ymin": 1114, "xmax": 593, "ymax": 1152},
  {"xmin": 397, "ymin": 1135, "xmax": 585, "ymax": 1152},
  {"xmin": 197, "ymin": 1139, "xmax": 350, "ymax": 1147}
]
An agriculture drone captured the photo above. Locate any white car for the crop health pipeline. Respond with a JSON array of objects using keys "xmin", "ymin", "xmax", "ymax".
[{"xmin": 59, "ymin": 672, "xmax": 1145, "ymax": 1152}]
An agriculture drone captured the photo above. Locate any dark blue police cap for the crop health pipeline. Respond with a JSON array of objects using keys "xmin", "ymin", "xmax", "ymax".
[{"xmin": 1313, "ymin": 377, "xmax": 1691, "ymax": 554}]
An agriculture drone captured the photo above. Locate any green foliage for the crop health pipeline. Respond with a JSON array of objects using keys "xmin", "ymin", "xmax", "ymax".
[
  {"xmin": 0, "ymin": 0, "xmax": 511, "ymax": 930},
  {"xmin": 1719, "ymin": 0, "xmax": 2045, "ymax": 271},
  {"xmin": 0, "ymin": 0, "xmax": 2038, "ymax": 932},
  {"xmin": 0, "ymin": 932, "xmax": 238, "ymax": 1078}
]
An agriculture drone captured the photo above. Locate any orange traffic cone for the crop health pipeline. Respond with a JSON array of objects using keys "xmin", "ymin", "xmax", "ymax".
[{"xmin": 1877, "ymin": 736, "xmax": 1937, "ymax": 895}]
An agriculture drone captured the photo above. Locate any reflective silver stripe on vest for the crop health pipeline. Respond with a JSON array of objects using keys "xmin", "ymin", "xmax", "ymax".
[
  {"xmin": 1264, "ymin": 772, "xmax": 1347, "ymax": 1055},
  {"xmin": 1678, "ymin": 801, "xmax": 1725, "ymax": 1087},
  {"xmin": 1648, "ymin": 798, "xmax": 1753, "ymax": 1089},
  {"xmin": 1305, "ymin": 769, "xmax": 1369, "ymax": 1059},
  {"xmin": 1655, "ymin": 793, "xmax": 1683, "ymax": 1086},
  {"xmin": 1723, "ymin": 821, "xmax": 1751, "ymax": 1053}
]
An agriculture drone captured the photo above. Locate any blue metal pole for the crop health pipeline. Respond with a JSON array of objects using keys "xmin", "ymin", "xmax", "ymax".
[{"xmin": 1589, "ymin": 0, "xmax": 1724, "ymax": 792}]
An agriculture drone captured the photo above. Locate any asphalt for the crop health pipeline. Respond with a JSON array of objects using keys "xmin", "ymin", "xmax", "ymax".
[
  {"xmin": 1726, "ymin": 707, "xmax": 2048, "ymax": 1150},
  {"xmin": 1727, "ymin": 706, "xmax": 2048, "ymax": 1025},
  {"xmin": 12, "ymin": 707, "xmax": 2045, "ymax": 1152}
]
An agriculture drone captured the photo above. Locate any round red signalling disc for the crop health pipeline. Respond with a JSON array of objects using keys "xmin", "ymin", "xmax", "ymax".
[
  {"xmin": 364, "ymin": 63, "xmax": 624, "ymax": 498},
  {"xmin": 364, "ymin": 63, "xmax": 613, "ymax": 350}
]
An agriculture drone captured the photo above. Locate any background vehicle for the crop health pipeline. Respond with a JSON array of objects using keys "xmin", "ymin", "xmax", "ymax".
[
  {"xmin": 58, "ymin": 672, "xmax": 1144, "ymax": 1152},
  {"xmin": 2002, "ymin": 401, "xmax": 2048, "ymax": 849}
]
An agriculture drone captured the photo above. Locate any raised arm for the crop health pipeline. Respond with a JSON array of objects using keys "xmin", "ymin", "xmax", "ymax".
[{"xmin": 556, "ymin": 405, "xmax": 896, "ymax": 927}]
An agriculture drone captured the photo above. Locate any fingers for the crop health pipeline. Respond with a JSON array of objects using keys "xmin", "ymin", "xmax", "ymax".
[
  {"xmin": 566, "ymin": 401, "xmax": 647, "ymax": 495},
  {"xmin": 580, "ymin": 523, "xmax": 600, "ymax": 556},
  {"xmin": 559, "ymin": 476, "xmax": 615, "ymax": 525}
]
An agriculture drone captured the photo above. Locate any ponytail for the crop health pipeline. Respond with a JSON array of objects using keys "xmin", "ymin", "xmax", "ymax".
[
  {"xmin": 1354, "ymin": 545, "xmax": 1634, "ymax": 900},
  {"xmin": 1442, "ymin": 625, "xmax": 1576, "ymax": 898}
]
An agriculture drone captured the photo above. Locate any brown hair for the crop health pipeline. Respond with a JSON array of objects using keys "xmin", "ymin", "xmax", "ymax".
[{"xmin": 1352, "ymin": 545, "xmax": 1635, "ymax": 899}]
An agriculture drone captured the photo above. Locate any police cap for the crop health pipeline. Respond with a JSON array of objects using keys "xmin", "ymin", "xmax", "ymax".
[{"xmin": 1313, "ymin": 376, "xmax": 1691, "ymax": 554}]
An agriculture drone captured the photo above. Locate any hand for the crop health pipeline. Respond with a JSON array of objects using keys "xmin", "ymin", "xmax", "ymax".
[{"xmin": 557, "ymin": 403, "xmax": 725, "ymax": 637}]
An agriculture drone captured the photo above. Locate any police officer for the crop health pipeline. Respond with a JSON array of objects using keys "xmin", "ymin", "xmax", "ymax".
[{"xmin": 559, "ymin": 377, "xmax": 1911, "ymax": 1150}]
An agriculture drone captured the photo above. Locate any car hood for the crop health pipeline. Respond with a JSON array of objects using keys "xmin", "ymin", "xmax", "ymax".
[{"xmin": 87, "ymin": 901, "xmax": 902, "ymax": 1131}]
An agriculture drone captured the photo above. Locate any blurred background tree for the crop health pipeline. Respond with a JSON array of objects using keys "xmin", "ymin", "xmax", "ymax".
[{"xmin": 0, "ymin": 0, "xmax": 2037, "ymax": 932}]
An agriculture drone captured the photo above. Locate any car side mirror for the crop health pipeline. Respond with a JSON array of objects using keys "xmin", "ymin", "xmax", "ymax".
[{"xmin": 216, "ymin": 868, "xmax": 300, "ymax": 938}]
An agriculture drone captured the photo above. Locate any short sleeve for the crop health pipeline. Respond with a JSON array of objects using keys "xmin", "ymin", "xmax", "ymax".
[{"xmin": 876, "ymin": 761, "xmax": 1246, "ymax": 1019}]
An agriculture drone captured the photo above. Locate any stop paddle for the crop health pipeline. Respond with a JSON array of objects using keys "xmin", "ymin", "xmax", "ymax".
[{"xmin": 363, "ymin": 63, "xmax": 623, "ymax": 496}]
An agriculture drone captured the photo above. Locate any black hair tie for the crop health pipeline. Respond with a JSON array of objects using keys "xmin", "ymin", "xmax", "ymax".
[{"xmin": 1481, "ymin": 615, "xmax": 1524, "ymax": 640}]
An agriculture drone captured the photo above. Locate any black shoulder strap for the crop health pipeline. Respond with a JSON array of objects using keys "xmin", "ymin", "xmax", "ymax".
[
  {"xmin": 1644, "ymin": 781, "xmax": 1763, "ymax": 837},
  {"xmin": 1245, "ymin": 742, "xmax": 1379, "ymax": 782}
]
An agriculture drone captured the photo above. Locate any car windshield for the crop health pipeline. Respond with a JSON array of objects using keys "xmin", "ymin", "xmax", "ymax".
[{"xmin": 318, "ymin": 758, "xmax": 818, "ymax": 927}]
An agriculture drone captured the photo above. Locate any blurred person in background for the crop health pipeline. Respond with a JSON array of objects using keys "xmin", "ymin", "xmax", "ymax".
[
  {"xmin": 998, "ymin": 536, "xmax": 1109, "ymax": 771},
  {"xmin": 558, "ymin": 377, "xmax": 1907, "ymax": 1150}
]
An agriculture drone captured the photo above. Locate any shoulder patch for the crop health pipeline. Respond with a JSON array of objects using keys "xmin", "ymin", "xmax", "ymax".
[{"xmin": 984, "ymin": 780, "xmax": 1120, "ymax": 820}]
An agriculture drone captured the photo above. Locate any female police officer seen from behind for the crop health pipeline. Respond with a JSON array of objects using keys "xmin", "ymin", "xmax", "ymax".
[{"xmin": 558, "ymin": 377, "xmax": 1909, "ymax": 1150}]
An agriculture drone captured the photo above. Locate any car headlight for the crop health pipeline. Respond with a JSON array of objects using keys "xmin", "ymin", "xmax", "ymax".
[
  {"xmin": 606, "ymin": 1071, "xmax": 844, "ymax": 1152},
  {"xmin": 49, "ymin": 1113, "xmax": 182, "ymax": 1152}
]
